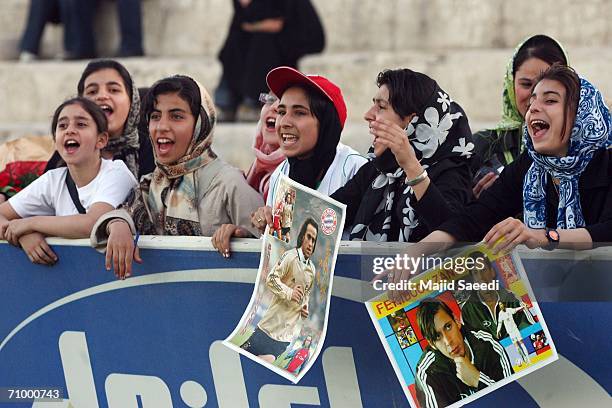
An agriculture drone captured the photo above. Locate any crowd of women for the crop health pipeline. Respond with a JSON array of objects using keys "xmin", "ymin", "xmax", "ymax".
[{"xmin": 0, "ymin": 34, "xmax": 610, "ymax": 282}]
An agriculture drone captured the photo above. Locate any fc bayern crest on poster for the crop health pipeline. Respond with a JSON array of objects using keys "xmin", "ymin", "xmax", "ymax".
[{"xmin": 321, "ymin": 208, "xmax": 337, "ymax": 235}]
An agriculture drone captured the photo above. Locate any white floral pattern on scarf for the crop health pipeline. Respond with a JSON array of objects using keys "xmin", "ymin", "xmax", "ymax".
[
  {"xmin": 452, "ymin": 137, "xmax": 475, "ymax": 158},
  {"xmin": 437, "ymin": 91, "xmax": 452, "ymax": 112},
  {"xmin": 411, "ymin": 108, "xmax": 464, "ymax": 159}
]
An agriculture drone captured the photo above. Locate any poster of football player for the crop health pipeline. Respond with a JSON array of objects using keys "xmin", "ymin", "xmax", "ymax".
[
  {"xmin": 224, "ymin": 174, "xmax": 346, "ymax": 383},
  {"xmin": 366, "ymin": 244, "xmax": 557, "ymax": 408}
]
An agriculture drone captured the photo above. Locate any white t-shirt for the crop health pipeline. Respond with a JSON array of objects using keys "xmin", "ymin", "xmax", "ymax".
[
  {"xmin": 9, "ymin": 159, "xmax": 137, "ymax": 217},
  {"xmin": 266, "ymin": 143, "xmax": 367, "ymax": 206}
]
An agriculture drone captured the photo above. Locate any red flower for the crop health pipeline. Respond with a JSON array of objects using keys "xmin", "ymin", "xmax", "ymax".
[
  {"xmin": 0, "ymin": 171, "xmax": 10, "ymax": 187},
  {"xmin": 0, "ymin": 161, "xmax": 46, "ymax": 198}
]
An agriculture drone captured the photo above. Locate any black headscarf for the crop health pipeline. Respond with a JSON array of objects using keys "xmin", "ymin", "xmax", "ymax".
[{"xmin": 287, "ymin": 86, "xmax": 342, "ymax": 190}]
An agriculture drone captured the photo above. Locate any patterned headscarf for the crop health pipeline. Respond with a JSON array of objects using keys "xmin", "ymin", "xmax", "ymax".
[
  {"xmin": 349, "ymin": 84, "xmax": 474, "ymax": 242},
  {"xmin": 102, "ymin": 74, "xmax": 141, "ymax": 178},
  {"xmin": 47, "ymin": 68, "xmax": 142, "ymax": 175},
  {"xmin": 123, "ymin": 76, "xmax": 217, "ymax": 235},
  {"xmin": 495, "ymin": 34, "xmax": 568, "ymax": 133},
  {"xmin": 523, "ymin": 77, "xmax": 612, "ymax": 229},
  {"xmin": 245, "ymin": 120, "xmax": 286, "ymax": 201}
]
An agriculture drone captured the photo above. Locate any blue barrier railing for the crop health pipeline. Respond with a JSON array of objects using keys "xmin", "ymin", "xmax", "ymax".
[{"xmin": 1, "ymin": 238, "xmax": 610, "ymax": 407}]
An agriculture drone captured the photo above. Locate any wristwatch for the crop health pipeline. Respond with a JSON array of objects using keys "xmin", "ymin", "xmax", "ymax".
[{"xmin": 542, "ymin": 228, "xmax": 560, "ymax": 251}]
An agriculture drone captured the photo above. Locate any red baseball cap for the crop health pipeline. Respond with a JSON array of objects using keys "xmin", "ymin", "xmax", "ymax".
[{"xmin": 266, "ymin": 66, "xmax": 347, "ymax": 128}]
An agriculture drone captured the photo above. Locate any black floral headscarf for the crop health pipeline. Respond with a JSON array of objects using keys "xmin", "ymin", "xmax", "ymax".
[{"xmin": 350, "ymin": 84, "xmax": 474, "ymax": 242}]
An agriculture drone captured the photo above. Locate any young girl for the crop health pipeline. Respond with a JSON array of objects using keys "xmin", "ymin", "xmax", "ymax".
[
  {"xmin": 245, "ymin": 92, "xmax": 285, "ymax": 201},
  {"xmin": 212, "ymin": 66, "xmax": 367, "ymax": 255},
  {"xmin": 263, "ymin": 66, "xmax": 367, "ymax": 202},
  {"xmin": 472, "ymin": 35, "xmax": 568, "ymax": 198},
  {"xmin": 0, "ymin": 98, "xmax": 137, "ymax": 265},
  {"xmin": 46, "ymin": 59, "xmax": 155, "ymax": 179},
  {"xmin": 91, "ymin": 75, "xmax": 263, "ymax": 279}
]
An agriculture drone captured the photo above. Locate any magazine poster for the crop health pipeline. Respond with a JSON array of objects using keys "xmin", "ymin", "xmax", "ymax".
[
  {"xmin": 224, "ymin": 174, "xmax": 346, "ymax": 383},
  {"xmin": 365, "ymin": 244, "xmax": 558, "ymax": 408}
]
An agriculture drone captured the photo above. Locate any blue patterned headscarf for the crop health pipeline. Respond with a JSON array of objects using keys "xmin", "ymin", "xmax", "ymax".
[{"xmin": 523, "ymin": 77, "xmax": 612, "ymax": 229}]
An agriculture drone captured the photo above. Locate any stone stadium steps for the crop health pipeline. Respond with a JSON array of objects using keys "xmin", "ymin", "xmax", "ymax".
[
  {"xmin": 2, "ymin": 46, "xmax": 612, "ymax": 126},
  {"xmin": 2, "ymin": 0, "xmax": 612, "ymax": 60}
]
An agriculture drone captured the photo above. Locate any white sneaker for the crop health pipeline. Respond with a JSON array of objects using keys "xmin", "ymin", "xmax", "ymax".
[{"xmin": 19, "ymin": 51, "xmax": 37, "ymax": 62}]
